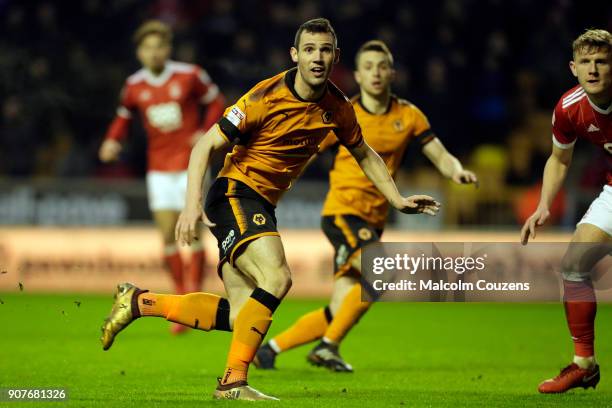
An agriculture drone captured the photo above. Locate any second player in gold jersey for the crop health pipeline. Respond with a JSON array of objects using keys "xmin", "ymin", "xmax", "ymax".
[
  {"xmin": 257, "ymin": 40, "xmax": 477, "ymax": 372},
  {"xmin": 321, "ymin": 95, "xmax": 433, "ymax": 229}
]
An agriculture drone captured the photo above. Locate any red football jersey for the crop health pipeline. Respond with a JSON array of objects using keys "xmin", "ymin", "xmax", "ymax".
[
  {"xmin": 552, "ymin": 85, "xmax": 612, "ymax": 185},
  {"xmin": 105, "ymin": 60, "xmax": 223, "ymax": 171}
]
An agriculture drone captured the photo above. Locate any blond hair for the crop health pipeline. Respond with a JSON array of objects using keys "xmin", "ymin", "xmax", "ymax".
[
  {"xmin": 572, "ymin": 29, "xmax": 612, "ymax": 57},
  {"xmin": 355, "ymin": 40, "xmax": 394, "ymax": 68},
  {"xmin": 133, "ymin": 20, "xmax": 173, "ymax": 46}
]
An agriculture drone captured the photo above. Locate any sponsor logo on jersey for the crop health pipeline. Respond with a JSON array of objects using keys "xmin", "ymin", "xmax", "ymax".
[
  {"xmin": 336, "ymin": 244, "xmax": 348, "ymax": 268},
  {"xmin": 227, "ymin": 106, "xmax": 246, "ymax": 127},
  {"xmin": 145, "ymin": 101, "xmax": 183, "ymax": 132},
  {"xmin": 221, "ymin": 229, "xmax": 236, "ymax": 253}
]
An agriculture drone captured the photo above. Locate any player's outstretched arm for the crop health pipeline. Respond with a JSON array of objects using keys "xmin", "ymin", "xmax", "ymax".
[
  {"xmin": 520, "ymin": 144, "xmax": 573, "ymax": 245},
  {"xmin": 348, "ymin": 142, "xmax": 440, "ymax": 216},
  {"xmin": 422, "ymin": 137, "xmax": 478, "ymax": 185},
  {"xmin": 176, "ymin": 124, "xmax": 230, "ymax": 245}
]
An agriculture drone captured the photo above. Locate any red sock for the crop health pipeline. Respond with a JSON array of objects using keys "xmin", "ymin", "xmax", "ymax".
[
  {"xmin": 164, "ymin": 250, "xmax": 185, "ymax": 294},
  {"xmin": 563, "ymin": 280, "xmax": 596, "ymax": 357},
  {"xmin": 189, "ymin": 250, "xmax": 206, "ymax": 292}
]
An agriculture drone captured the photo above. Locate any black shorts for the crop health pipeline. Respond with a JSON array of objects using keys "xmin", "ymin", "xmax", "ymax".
[
  {"xmin": 205, "ymin": 177, "xmax": 279, "ymax": 271},
  {"xmin": 321, "ymin": 214, "xmax": 383, "ymax": 277}
]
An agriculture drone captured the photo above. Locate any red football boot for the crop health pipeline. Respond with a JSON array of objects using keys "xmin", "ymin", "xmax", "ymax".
[{"xmin": 538, "ymin": 363, "xmax": 600, "ymax": 393}]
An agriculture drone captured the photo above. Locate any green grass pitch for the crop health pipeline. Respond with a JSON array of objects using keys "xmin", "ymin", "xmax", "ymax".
[{"xmin": 0, "ymin": 293, "xmax": 611, "ymax": 407}]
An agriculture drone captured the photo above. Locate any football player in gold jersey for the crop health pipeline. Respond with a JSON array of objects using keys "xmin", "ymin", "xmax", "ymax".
[
  {"xmin": 256, "ymin": 40, "xmax": 477, "ymax": 372},
  {"xmin": 100, "ymin": 21, "xmax": 440, "ymax": 401}
]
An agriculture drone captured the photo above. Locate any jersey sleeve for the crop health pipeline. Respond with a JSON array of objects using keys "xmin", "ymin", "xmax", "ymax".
[
  {"xmin": 217, "ymin": 89, "xmax": 267, "ymax": 143},
  {"xmin": 334, "ymin": 104, "xmax": 364, "ymax": 148},
  {"xmin": 193, "ymin": 66, "xmax": 221, "ymax": 105},
  {"xmin": 193, "ymin": 67, "xmax": 225, "ymax": 131},
  {"xmin": 410, "ymin": 104, "xmax": 435, "ymax": 146},
  {"xmin": 551, "ymin": 100, "xmax": 577, "ymax": 149},
  {"xmin": 104, "ymin": 83, "xmax": 136, "ymax": 141}
]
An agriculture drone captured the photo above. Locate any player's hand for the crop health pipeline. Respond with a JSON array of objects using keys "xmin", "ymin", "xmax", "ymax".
[
  {"xmin": 99, "ymin": 139, "xmax": 122, "ymax": 162},
  {"xmin": 452, "ymin": 169, "xmax": 478, "ymax": 186},
  {"xmin": 394, "ymin": 195, "xmax": 441, "ymax": 216},
  {"xmin": 175, "ymin": 205, "xmax": 215, "ymax": 246},
  {"xmin": 520, "ymin": 207, "xmax": 550, "ymax": 245}
]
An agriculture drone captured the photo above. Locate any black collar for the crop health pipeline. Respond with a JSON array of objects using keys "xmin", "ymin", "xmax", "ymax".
[
  {"xmin": 357, "ymin": 95, "xmax": 394, "ymax": 115},
  {"xmin": 284, "ymin": 67, "xmax": 327, "ymax": 103}
]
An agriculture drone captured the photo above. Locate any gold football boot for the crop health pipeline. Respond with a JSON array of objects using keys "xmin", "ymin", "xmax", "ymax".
[
  {"xmin": 213, "ymin": 379, "xmax": 279, "ymax": 401},
  {"xmin": 100, "ymin": 283, "xmax": 146, "ymax": 350}
]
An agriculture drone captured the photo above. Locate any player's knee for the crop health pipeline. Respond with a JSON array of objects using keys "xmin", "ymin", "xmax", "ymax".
[
  {"xmin": 560, "ymin": 255, "xmax": 590, "ymax": 282},
  {"xmin": 258, "ymin": 267, "xmax": 292, "ymax": 298},
  {"xmin": 228, "ymin": 309, "xmax": 238, "ymax": 329}
]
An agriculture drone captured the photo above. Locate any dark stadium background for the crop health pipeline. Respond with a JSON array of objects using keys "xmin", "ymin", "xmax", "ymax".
[
  {"xmin": 0, "ymin": 1, "xmax": 611, "ymax": 230},
  {"xmin": 2, "ymin": 2, "xmax": 612, "ymax": 407}
]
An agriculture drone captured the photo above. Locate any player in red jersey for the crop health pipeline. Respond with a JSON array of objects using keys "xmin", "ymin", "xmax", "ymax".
[
  {"xmin": 99, "ymin": 21, "xmax": 225, "ymax": 333},
  {"xmin": 521, "ymin": 29, "xmax": 612, "ymax": 393}
]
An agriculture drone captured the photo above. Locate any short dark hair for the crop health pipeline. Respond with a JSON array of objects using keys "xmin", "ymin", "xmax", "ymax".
[
  {"xmin": 133, "ymin": 20, "xmax": 173, "ymax": 46},
  {"xmin": 355, "ymin": 40, "xmax": 394, "ymax": 68},
  {"xmin": 293, "ymin": 18, "xmax": 337, "ymax": 49}
]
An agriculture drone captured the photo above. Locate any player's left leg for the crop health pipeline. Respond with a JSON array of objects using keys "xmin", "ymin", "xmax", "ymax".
[
  {"xmin": 213, "ymin": 236, "xmax": 290, "ymax": 401},
  {"xmin": 538, "ymin": 223, "xmax": 611, "ymax": 393}
]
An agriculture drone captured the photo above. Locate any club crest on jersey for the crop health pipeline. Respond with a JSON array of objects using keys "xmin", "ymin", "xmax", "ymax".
[
  {"xmin": 139, "ymin": 90, "xmax": 152, "ymax": 102},
  {"xmin": 252, "ymin": 213, "xmax": 266, "ymax": 226},
  {"xmin": 358, "ymin": 228, "xmax": 373, "ymax": 241},
  {"xmin": 169, "ymin": 83, "xmax": 182, "ymax": 99},
  {"xmin": 227, "ymin": 105, "xmax": 246, "ymax": 127},
  {"xmin": 322, "ymin": 111, "xmax": 333, "ymax": 124},
  {"xmin": 393, "ymin": 119, "xmax": 404, "ymax": 132}
]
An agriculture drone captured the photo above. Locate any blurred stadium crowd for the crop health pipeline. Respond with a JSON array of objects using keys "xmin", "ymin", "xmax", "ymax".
[{"xmin": 1, "ymin": 0, "xmax": 611, "ymax": 226}]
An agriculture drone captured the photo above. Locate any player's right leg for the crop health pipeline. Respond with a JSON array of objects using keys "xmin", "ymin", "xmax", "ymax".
[{"xmin": 538, "ymin": 221, "xmax": 611, "ymax": 393}]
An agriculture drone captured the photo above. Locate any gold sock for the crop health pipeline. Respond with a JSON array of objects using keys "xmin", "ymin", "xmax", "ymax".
[
  {"xmin": 272, "ymin": 307, "xmax": 331, "ymax": 352},
  {"xmin": 324, "ymin": 283, "xmax": 371, "ymax": 343},
  {"xmin": 222, "ymin": 288, "xmax": 280, "ymax": 384},
  {"xmin": 137, "ymin": 292, "xmax": 230, "ymax": 331}
]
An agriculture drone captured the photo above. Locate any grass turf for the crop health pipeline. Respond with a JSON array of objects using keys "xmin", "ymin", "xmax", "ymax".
[{"xmin": 0, "ymin": 293, "xmax": 610, "ymax": 407}]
